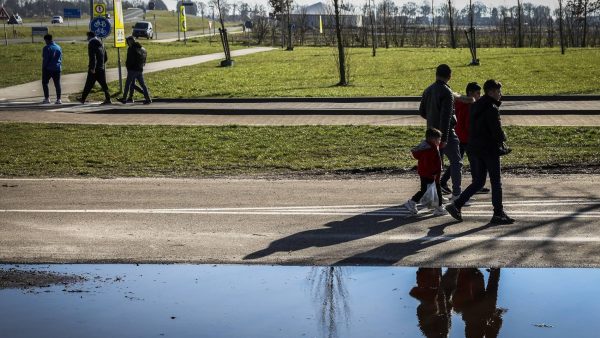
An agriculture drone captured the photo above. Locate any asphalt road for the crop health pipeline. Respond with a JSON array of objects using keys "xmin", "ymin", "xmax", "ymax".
[{"xmin": 1, "ymin": 176, "xmax": 599, "ymax": 267}]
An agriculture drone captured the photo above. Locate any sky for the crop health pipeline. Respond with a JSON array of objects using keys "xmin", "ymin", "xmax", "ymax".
[{"xmin": 243, "ymin": 0, "xmax": 558, "ymax": 11}]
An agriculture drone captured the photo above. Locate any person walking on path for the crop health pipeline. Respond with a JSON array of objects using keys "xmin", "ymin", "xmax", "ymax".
[
  {"xmin": 419, "ymin": 64, "xmax": 467, "ymax": 203},
  {"xmin": 404, "ymin": 128, "xmax": 447, "ymax": 216},
  {"xmin": 446, "ymin": 80, "xmax": 515, "ymax": 225},
  {"xmin": 78, "ymin": 31, "xmax": 111, "ymax": 104},
  {"xmin": 119, "ymin": 36, "xmax": 152, "ymax": 105},
  {"xmin": 41, "ymin": 34, "xmax": 62, "ymax": 104},
  {"xmin": 440, "ymin": 82, "xmax": 490, "ymax": 195}
]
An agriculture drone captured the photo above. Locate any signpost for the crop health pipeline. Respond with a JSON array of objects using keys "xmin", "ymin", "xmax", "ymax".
[
  {"xmin": 89, "ymin": 16, "xmax": 111, "ymax": 38},
  {"xmin": 31, "ymin": 26, "xmax": 48, "ymax": 43},
  {"xmin": 113, "ymin": 0, "xmax": 126, "ymax": 93},
  {"xmin": 63, "ymin": 8, "xmax": 81, "ymax": 27},
  {"xmin": 0, "ymin": 7, "xmax": 9, "ymax": 45},
  {"xmin": 94, "ymin": 3, "xmax": 106, "ymax": 17},
  {"xmin": 177, "ymin": 2, "xmax": 193, "ymax": 42}
]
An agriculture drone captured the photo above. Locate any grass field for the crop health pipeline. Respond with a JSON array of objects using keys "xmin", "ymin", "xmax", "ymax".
[
  {"xmin": 1, "ymin": 123, "xmax": 598, "ymax": 177},
  {"xmin": 0, "ymin": 38, "xmax": 242, "ymax": 88},
  {"xmin": 3, "ymin": 10, "xmax": 213, "ymax": 40},
  {"xmin": 120, "ymin": 47, "xmax": 600, "ymax": 98}
]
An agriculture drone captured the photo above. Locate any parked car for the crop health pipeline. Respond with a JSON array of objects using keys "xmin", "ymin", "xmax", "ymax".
[
  {"xmin": 132, "ymin": 21, "xmax": 153, "ymax": 39},
  {"xmin": 7, "ymin": 14, "xmax": 23, "ymax": 25},
  {"xmin": 51, "ymin": 15, "xmax": 63, "ymax": 24}
]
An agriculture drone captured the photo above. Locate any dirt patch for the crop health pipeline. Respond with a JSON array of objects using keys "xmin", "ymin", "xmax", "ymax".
[{"xmin": 0, "ymin": 267, "xmax": 86, "ymax": 289}]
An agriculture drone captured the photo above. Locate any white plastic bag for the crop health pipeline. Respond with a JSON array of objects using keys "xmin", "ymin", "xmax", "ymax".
[{"xmin": 419, "ymin": 183, "xmax": 439, "ymax": 208}]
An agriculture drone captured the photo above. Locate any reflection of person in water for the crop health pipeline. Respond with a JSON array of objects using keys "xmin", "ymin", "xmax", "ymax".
[
  {"xmin": 452, "ymin": 268, "xmax": 504, "ymax": 338},
  {"xmin": 409, "ymin": 268, "xmax": 458, "ymax": 338}
]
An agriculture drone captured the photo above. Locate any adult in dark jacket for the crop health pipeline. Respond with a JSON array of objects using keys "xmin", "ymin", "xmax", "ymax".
[
  {"xmin": 78, "ymin": 31, "xmax": 111, "ymax": 104},
  {"xmin": 419, "ymin": 64, "xmax": 465, "ymax": 201},
  {"xmin": 41, "ymin": 34, "xmax": 62, "ymax": 104},
  {"xmin": 119, "ymin": 36, "xmax": 151, "ymax": 104},
  {"xmin": 446, "ymin": 80, "xmax": 515, "ymax": 225}
]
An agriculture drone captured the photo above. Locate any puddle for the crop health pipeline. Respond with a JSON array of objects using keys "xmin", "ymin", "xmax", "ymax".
[{"xmin": 1, "ymin": 264, "xmax": 599, "ymax": 338}]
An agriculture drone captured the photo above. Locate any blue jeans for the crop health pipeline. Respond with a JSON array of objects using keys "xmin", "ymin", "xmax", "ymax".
[
  {"xmin": 123, "ymin": 70, "xmax": 150, "ymax": 101},
  {"xmin": 42, "ymin": 69, "xmax": 61, "ymax": 99},
  {"xmin": 455, "ymin": 152, "xmax": 504, "ymax": 214},
  {"xmin": 442, "ymin": 133, "xmax": 463, "ymax": 196}
]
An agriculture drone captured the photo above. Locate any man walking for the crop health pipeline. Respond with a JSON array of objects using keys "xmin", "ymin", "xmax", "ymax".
[
  {"xmin": 119, "ymin": 36, "xmax": 151, "ymax": 104},
  {"xmin": 419, "ymin": 64, "xmax": 464, "ymax": 201},
  {"xmin": 41, "ymin": 34, "xmax": 62, "ymax": 104},
  {"xmin": 78, "ymin": 31, "xmax": 111, "ymax": 104},
  {"xmin": 446, "ymin": 80, "xmax": 515, "ymax": 225}
]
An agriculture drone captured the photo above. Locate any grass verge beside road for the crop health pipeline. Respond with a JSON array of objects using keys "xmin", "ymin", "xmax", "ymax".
[
  {"xmin": 125, "ymin": 47, "xmax": 600, "ymax": 98},
  {"xmin": 1, "ymin": 123, "xmax": 598, "ymax": 177}
]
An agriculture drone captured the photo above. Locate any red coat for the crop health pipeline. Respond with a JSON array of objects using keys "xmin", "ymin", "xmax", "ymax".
[
  {"xmin": 411, "ymin": 140, "xmax": 442, "ymax": 180},
  {"xmin": 455, "ymin": 100, "xmax": 471, "ymax": 144}
]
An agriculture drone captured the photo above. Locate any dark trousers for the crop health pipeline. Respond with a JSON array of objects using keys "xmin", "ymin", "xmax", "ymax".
[
  {"xmin": 81, "ymin": 69, "xmax": 110, "ymax": 101},
  {"xmin": 441, "ymin": 143, "xmax": 466, "ymax": 188},
  {"xmin": 411, "ymin": 177, "xmax": 442, "ymax": 207},
  {"xmin": 442, "ymin": 133, "xmax": 464, "ymax": 196},
  {"xmin": 42, "ymin": 70, "xmax": 61, "ymax": 99},
  {"xmin": 455, "ymin": 152, "xmax": 504, "ymax": 214},
  {"xmin": 123, "ymin": 70, "xmax": 150, "ymax": 101}
]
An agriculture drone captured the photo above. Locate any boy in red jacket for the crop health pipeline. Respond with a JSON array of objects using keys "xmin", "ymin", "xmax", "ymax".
[{"xmin": 404, "ymin": 128, "xmax": 446, "ymax": 216}]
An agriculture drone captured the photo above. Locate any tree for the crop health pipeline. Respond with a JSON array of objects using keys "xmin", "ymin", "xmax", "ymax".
[
  {"xmin": 447, "ymin": 0, "xmax": 456, "ymax": 48},
  {"xmin": 517, "ymin": 0, "xmax": 523, "ymax": 47},
  {"xmin": 211, "ymin": 0, "xmax": 233, "ymax": 65},
  {"xmin": 332, "ymin": 0, "xmax": 348, "ymax": 85},
  {"xmin": 559, "ymin": 0, "xmax": 566, "ymax": 53}
]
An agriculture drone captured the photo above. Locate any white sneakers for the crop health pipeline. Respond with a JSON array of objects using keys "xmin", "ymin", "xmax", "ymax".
[
  {"xmin": 404, "ymin": 199, "xmax": 448, "ymax": 216},
  {"xmin": 42, "ymin": 98, "xmax": 62, "ymax": 104},
  {"xmin": 404, "ymin": 200, "xmax": 418, "ymax": 214},
  {"xmin": 432, "ymin": 206, "xmax": 448, "ymax": 216},
  {"xmin": 55, "ymin": 99, "xmax": 62, "ymax": 104},
  {"xmin": 41, "ymin": 98, "xmax": 51, "ymax": 104}
]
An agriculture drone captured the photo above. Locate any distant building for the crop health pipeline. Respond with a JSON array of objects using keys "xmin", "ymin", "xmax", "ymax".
[{"xmin": 291, "ymin": 2, "xmax": 363, "ymax": 29}]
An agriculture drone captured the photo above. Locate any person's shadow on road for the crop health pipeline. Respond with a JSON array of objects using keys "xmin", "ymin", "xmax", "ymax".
[{"xmin": 244, "ymin": 205, "xmax": 439, "ymax": 261}]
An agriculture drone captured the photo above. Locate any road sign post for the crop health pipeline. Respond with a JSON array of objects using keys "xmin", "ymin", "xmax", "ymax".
[
  {"xmin": 31, "ymin": 26, "xmax": 48, "ymax": 43},
  {"xmin": 113, "ymin": 0, "xmax": 126, "ymax": 94},
  {"xmin": 0, "ymin": 7, "xmax": 9, "ymax": 46}
]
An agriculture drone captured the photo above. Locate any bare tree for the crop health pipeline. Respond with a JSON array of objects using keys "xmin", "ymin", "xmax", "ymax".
[
  {"xmin": 447, "ymin": 0, "xmax": 456, "ymax": 48},
  {"xmin": 332, "ymin": 0, "xmax": 349, "ymax": 85}
]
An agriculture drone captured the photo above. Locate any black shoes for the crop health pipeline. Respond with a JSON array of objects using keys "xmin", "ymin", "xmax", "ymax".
[
  {"xmin": 143, "ymin": 99, "xmax": 152, "ymax": 105},
  {"xmin": 445, "ymin": 204, "xmax": 463, "ymax": 222},
  {"xmin": 490, "ymin": 211, "xmax": 515, "ymax": 225},
  {"xmin": 100, "ymin": 99, "xmax": 112, "ymax": 105},
  {"xmin": 476, "ymin": 187, "xmax": 491, "ymax": 194},
  {"xmin": 440, "ymin": 184, "xmax": 452, "ymax": 195}
]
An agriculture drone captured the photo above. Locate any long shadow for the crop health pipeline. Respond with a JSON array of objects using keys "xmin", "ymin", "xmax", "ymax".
[
  {"xmin": 244, "ymin": 206, "xmax": 436, "ymax": 260},
  {"xmin": 334, "ymin": 198, "xmax": 600, "ymax": 267}
]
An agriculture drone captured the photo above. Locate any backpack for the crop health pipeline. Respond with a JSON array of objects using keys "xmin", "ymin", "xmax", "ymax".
[{"xmin": 136, "ymin": 47, "xmax": 147, "ymax": 67}]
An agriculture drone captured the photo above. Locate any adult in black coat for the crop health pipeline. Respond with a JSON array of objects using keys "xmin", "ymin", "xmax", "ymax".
[
  {"xmin": 78, "ymin": 31, "xmax": 111, "ymax": 104},
  {"xmin": 446, "ymin": 79, "xmax": 515, "ymax": 225}
]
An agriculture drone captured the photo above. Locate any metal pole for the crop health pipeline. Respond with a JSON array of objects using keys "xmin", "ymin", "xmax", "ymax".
[
  {"xmin": 117, "ymin": 48, "xmax": 123, "ymax": 93},
  {"xmin": 4, "ymin": 23, "xmax": 7, "ymax": 46},
  {"xmin": 154, "ymin": 14, "xmax": 157, "ymax": 39},
  {"xmin": 90, "ymin": 0, "xmax": 94, "ymax": 23}
]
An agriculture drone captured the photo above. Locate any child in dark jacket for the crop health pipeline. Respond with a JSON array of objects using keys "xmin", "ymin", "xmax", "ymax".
[{"xmin": 404, "ymin": 128, "xmax": 446, "ymax": 216}]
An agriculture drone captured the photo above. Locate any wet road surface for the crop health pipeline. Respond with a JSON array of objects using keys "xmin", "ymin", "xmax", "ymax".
[{"xmin": 1, "ymin": 264, "xmax": 599, "ymax": 338}]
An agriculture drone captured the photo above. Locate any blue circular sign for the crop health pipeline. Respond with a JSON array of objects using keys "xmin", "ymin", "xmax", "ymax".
[{"xmin": 89, "ymin": 17, "xmax": 111, "ymax": 38}]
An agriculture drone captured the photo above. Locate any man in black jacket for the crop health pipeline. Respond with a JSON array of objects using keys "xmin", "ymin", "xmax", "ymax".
[
  {"xmin": 119, "ymin": 36, "xmax": 151, "ymax": 104},
  {"xmin": 78, "ymin": 31, "xmax": 111, "ymax": 104},
  {"xmin": 446, "ymin": 80, "xmax": 515, "ymax": 225}
]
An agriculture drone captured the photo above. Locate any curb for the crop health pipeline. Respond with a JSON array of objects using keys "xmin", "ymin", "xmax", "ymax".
[{"xmin": 152, "ymin": 95, "xmax": 600, "ymax": 104}]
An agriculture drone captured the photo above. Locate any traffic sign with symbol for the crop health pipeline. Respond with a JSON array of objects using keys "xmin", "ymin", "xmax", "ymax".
[
  {"xmin": 94, "ymin": 3, "xmax": 106, "ymax": 17},
  {"xmin": 0, "ymin": 7, "xmax": 10, "ymax": 19},
  {"xmin": 89, "ymin": 16, "xmax": 111, "ymax": 38}
]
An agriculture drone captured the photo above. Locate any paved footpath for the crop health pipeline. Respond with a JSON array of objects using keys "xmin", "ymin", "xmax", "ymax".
[
  {"xmin": 1, "ymin": 176, "xmax": 599, "ymax": 267},
  {"xmin": 0, "ymin": 46, "xmax": 274, "ymax": 101}
]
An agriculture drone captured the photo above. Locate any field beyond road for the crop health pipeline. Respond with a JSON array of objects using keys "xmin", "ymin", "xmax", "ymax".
[
  {"xmin": 132, "ymin": 47, "xmax": 600, "ymax": 98},
  {"xmin": 1, "ymin": 123, "xmax": 598, "ymax": 178}
]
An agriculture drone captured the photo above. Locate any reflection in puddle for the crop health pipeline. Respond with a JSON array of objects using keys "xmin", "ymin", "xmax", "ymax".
[{"xmin": 1, "ymin": 265, "xmax": 599, "ymax": 338}]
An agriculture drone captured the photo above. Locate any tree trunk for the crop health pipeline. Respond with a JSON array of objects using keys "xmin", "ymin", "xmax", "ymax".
[
  {"xmin": 448, "ymin": 0, "xmax": 456, "ymax": 48},
  {"xmin": 333, "ymin": 0, "xmax": 347, "ymax": 85},
  {"xmin": 559, "ymin": 0, "xmax": 565, "ymax": 54}
]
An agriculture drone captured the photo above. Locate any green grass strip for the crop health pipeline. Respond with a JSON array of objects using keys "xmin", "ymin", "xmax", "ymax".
[{"xmin": 1, "ymin": 123, "xmax": 598, "ymax": 177}]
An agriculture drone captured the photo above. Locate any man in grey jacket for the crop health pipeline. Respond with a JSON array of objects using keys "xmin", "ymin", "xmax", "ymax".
[{"xmin": 419, "ymin": 64, "xmax": 464, "ymax": 201}]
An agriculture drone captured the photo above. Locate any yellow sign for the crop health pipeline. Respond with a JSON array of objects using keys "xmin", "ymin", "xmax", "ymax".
[
  {"xmin": 93, "ymin": 3, "xmax": 106, "ymax": 17},
  {"xmin": 179, "ymin": 6, "xmax": 187, "ymax": 32},
  {"xmin": 113, "ymin": 0, "xmax": 125, "ymax": 47}
]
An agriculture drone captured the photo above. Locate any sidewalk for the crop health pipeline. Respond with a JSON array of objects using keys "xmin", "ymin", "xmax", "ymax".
[{"xmin": 0, "ymin": 47, "xmax": 275, "ymax": 101}]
